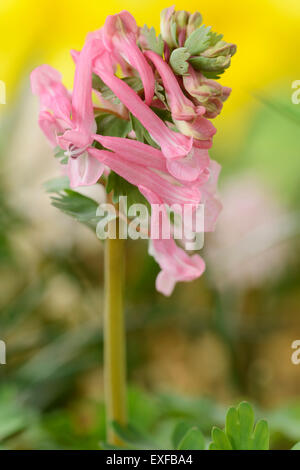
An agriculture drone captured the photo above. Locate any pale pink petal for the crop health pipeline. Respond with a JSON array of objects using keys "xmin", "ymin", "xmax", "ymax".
[
  {"xmin": 38, "ymin": 111, "xmax": 64, "ymax": 147},
  {"xmin": 155, "ymin": 270, "xmax": 176, "ymax": 296},
  {"xmin": 31, "ymin": 65, "xmax": 72, "ymax": 124},
  {"xmin": 166, "ymin": 146, "xmax": 210, "ymax": 182},
  {"xmin": 71, "ymin": 39, "xmax": 99, "ymax": 139},
  {"xmin": 175, "ymin": 115, "xmax": 216, "ymax": 142},
  {"xmin": 140, "ymin": 185, "xmax": 206, "ymax": 296},
  {"xmin": 68, "ymin": 152, "xmax": 104, "ymax": 188}
]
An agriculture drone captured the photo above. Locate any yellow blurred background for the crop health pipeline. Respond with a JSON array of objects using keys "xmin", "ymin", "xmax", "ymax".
[{"xmin": 2, "ymin": 0, "xmax": 300, "ymax": 129}]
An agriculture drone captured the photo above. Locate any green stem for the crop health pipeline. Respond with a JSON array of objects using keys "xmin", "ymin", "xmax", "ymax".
[{"xmin": 104, "ymin": 199, "xmax": 127, "ymax": 446}]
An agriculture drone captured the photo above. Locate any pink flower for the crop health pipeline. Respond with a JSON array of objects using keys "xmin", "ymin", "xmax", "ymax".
[
  {"xmin": 92, "ymin": 50, "xmax": 193, "ymax": 160},
  {"xmin": 143, "ymin": 51, "xmax": 216, "ymax": 146},
  {"xmin": 140, "ymin": 186, "xmax": 206, "ymax": 296},
  {"xmin": 31, "ymin": 40, "xmax": 104, "ymax": 188},
  {"xmin": 89, "ymin": 145, "xmax": 201, "ymax": 208},
  {"xmin": 102, "ymin": 11, "xmax": 155, "ymax": 105},
  {"xmin": 94, "ymin": 134, "xmax": 210, "ymax": 184}
]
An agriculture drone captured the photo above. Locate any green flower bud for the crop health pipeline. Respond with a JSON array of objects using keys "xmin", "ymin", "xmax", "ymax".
[
  {"xmin": 187, "ymin": 12, "xmax": 203, "ymax": 36},
  {"xmin": 174, "ymin": 10, "xmax": 189, "ymax": 29},
  {"xmin": 160, "ymin": 7, "xmax": 202, "ymax": 49}
]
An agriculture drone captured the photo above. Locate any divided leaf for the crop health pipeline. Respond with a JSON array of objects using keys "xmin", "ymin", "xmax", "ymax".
[
  {"xmin": 47, "ymin": 184, "xmax": 100, "ymax": 231},
  {"xmin": 130, "ymin": 114, "xmax": 159, "ymax": 148},
  {"xmin": 169, "ymin": 47, "xmax": 191, "ymax": 75},
  {"xmin": 140, "ymin": 25, "xmax": 164, "ymax": 56},
  {"xmin": 209, "ymin": 401, "xmax": 270, "ymax": 450},
  {"xmin": 185, "ymin": 24, "xmax": 212, "ymax": 55}
]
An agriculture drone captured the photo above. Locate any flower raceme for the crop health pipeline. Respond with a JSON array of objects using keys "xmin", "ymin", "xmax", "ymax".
[{"xmin": 31, "ymin": 7, "xmax": 236, "ymax": 295}]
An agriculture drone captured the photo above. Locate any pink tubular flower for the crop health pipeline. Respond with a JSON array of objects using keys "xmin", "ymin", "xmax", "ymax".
[
  {"xmin": 140, "ymin": 186, "xmax": 206, "ymax": 296},
  {"xmin": 143, "ymin": 51, "xmax": 216, "ymax": 145},
  {"xmin": 94, "ymin": 134, "xmax": 209, "ymax": 184},
  {"xmin": 144, "ymin": 50, "xmax": 203, "ymax": 121},
  {"xmin": 31, "ymin": 40, "xmax": 104, "ymax": 187},
  {"xmin": 92, "ymin": 50, "xmax": 193, "ymax": 160},
  {"xmin": 93, "ymin": 135, "xmax": 167, "ymax": 172},
  {"xmin": 89, "ymin": 146, "xmax": 201, "ymax": 208},
  {"xmin": 31, "ymin": 65, "xmax": 72, "ymax": 146},
  {"xmin": 102, "ymin": 11, "xmax": 155, "ymax": 105}
]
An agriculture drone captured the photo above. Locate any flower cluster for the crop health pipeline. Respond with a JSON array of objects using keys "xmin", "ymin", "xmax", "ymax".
[{"xmin": 31, "ymin": 7, "xmax": 235, "ymax": 296}]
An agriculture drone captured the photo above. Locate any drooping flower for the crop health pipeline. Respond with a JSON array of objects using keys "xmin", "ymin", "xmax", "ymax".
[
  {"xmin": 139, "ymin": 186, "xmax": 206, "ymax": 296},
  {"xmin": 31, "ymin": 39, "xmax": 104, "ymax": 187}
]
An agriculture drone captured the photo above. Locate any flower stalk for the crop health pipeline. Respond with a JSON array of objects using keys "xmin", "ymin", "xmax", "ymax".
[{"xmin": 104, "ymin": 194, "xmax": 127, "ymax": 445}]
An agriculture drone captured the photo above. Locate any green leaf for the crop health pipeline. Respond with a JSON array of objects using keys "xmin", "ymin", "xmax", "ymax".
[
  {"xmin": 106, "ymin": 171, "xmax": 149, "ymax": 207},
  {"xmin": 169, "ymin": 47, "xmax": 191, "ymax": 75},
  {"xmin": 185, "ymin": 24, "xmax": 212, "ymax": 55},
  {"xmin": 209, "ymin": 31, "xmax": 224, "ymax": 47},
  {"xmin": 53, "ymin": 146, "xmax": 68, "ymax": 164},
  {"xmin": 92, "ymin": 74, "xmax": 143, "ymax": 104},
  {"xmin": 177, "ymin": 427, "xmax": 205, "ymax": 450},
  {"xmin": 291, "ymin": 442, "xmax": 300, "ymax": 450},
  {"xmin": 238, "ymin": 402, "xmax": 255, "ymax": 449},
  {"xmin": 92, "ymin": 74, "xmax": 118, "ymax": 103},
  {"xmin": 211, "ymin": 427, "xmax": 232, "ymax": 450},
  {"xmin": 130, "ymin": 114, "xmax": 159, "ymax": 148},
  {"xmin": 225, "ymin": 406, "xmax": 240, "ymax": 449},
  {"xmin": 111, "ymin": 422, "xmax": 156, "ymax": 450},
  {"xmin": 151, "ymin": 106, "xmax": 173, "ymax": 122},
  {"xmin": 208, "ymin": 443, "xmax": 218, "ymax": 450},
  {"xmin": 44, "ymin": 176, "xmax": 70, "ymax": 193},
  {"xmin": 50, "ymin": 189, "xmax": 100, "ymax": 230},
  {"xmin": 172, "ymin": 421, "xmax": 193, "ymax": 449},
  {"xmin": 153, "ymin": 82, "xmax": 166, "ymax": 104},
  {"xmin": 252, "ymin": 420, "xmax": 269, "ymax": 450},
  {"xmin": 140, "ymin": 25, "xmax": 164, "ymax": 56},
  {"xmin": 96, "ymin": 113, "xmax": 131, "ymax": 138}
]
